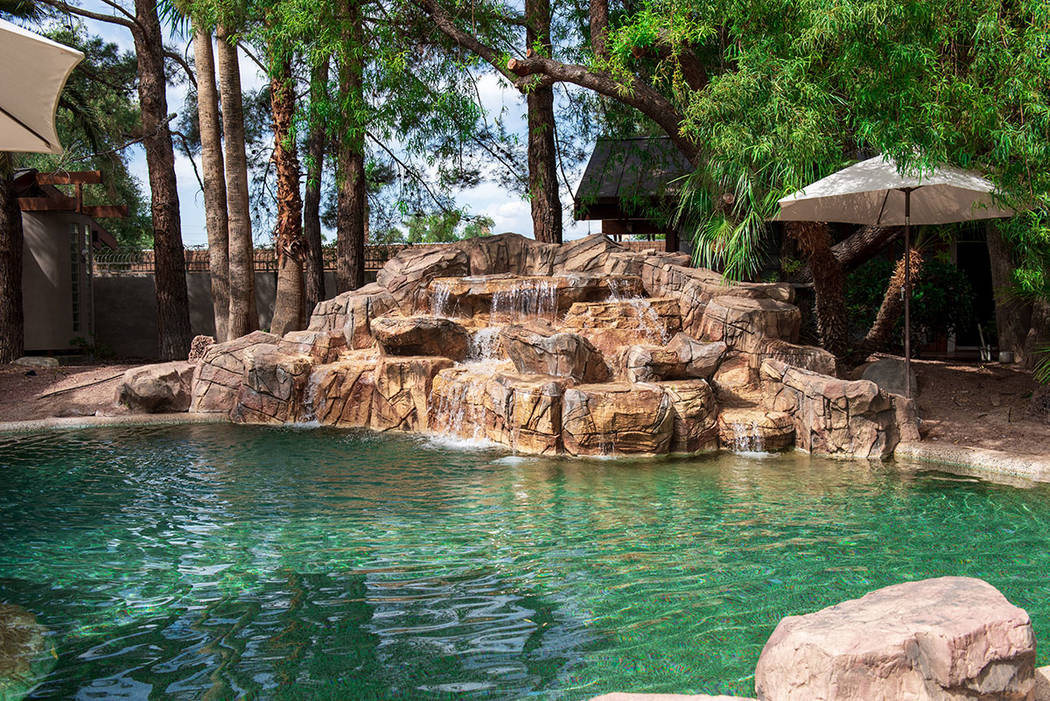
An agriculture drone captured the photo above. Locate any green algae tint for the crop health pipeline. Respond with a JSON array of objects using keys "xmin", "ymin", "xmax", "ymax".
[{"xmin": 0, "ymin": 424, "xmax": 1048, "ymax": 699}]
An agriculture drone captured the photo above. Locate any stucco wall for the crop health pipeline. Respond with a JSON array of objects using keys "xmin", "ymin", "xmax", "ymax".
[
  {"xmin": 22, "ymin": 211, "xmax": 95, "ymax": 352},
  {"xmin": 93, "ymin": 271, "xmax": 350, "ymax": 359}
]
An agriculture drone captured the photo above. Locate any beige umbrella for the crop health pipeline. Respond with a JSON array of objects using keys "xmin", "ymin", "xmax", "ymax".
[
  {"xmin": 0, "ymin": 18, "xmax": 83, "ymax": 154},
  {"xmin": 776, "ymin": 154, "xmax": 1016, "ymax": 398}
]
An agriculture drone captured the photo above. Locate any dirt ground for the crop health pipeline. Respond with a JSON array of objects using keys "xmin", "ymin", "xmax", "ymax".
[
  {"xmin": 0, "ymin": 363, "xmax": 136, "ymax": 421},
  {"xmin": 903, "ymin": 357, "xmax": 1050, "ymax": 458},
  {"xmin": 0, "ymin": 356, "xmax": 1047, "ymax": 457}
]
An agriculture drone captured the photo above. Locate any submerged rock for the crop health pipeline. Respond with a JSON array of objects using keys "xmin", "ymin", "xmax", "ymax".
[
  {"xmin": 754, "ymin": 577, "xmax": 1036, "ymax": 701},
  {"xmin": 0, "ymin": 604, "xmax": 49, "ymax": 700}
]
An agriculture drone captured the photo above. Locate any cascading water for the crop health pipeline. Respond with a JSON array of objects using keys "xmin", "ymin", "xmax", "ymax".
[
  {"xmin": 607, "ymin": 279, "xmax": 669, "ymax": 344},
  {"xmin": 729, "ymin": 421, "xmax": 765, "ymax": 452},
  {"xmin": 431, "ymin": 281, "xmax": 453, "ymax": 318},
  {"xmin": 490, "ymin": 279, "xmax": 558, "ymax": 323},
  {"xmin": 468, "ymin": 326, "xmax": 504, "ymax": 362},
  {"xmin": 429, "ymin": 379, "xmax": 487, "ymax": 443}
]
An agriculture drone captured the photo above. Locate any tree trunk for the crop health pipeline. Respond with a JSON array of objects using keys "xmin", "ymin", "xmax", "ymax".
[
  {"xmin": 1024, "ymin": 298, "xmax": 1050, "ymax": 371},
  {"xmin": 788, "ymin": 221, "xmax": 848, "ymax": 357},
  {"xmin": 216, "ymin": 24, "xmax": 258, "ymax": 337},
  {"xmin": 269, "ymin": 52, "xmax": 306, "ymax": 336},
  {"xmin": 987, "ymin": 224, "xmax": 1032, "ymax": 363},
  {"xmin": 303, "ymin": 55, "xmax": 330, "ymax": 314},
  {"xmin": 335, "ymin": 2, "xmax": 366, "ymax": 292},
  {"xmin": 852, "ymin": 248, "xmax": 923, "ymax": 361},
  {"xmin": 0, "ymin": 154, "xmax": 24, "ymax": 363},
  {"xmin": 192, "ymin": 23, "xmax": 230, "ymax": 341},
  {"xmin": 525, "ymin": 0, "xmax": 562, "ymax": 244},
  {"xmin": 589, "ymin": 0, "xmax": 609, "ymax": 59},
  {"xmin": 133, "ymin": 0, "xmax": 191, "ymax": 360}
]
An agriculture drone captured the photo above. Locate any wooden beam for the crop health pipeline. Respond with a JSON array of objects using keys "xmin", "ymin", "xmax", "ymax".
[
  {"xmin": 17, "ymin": 195, "xmax": 77, "ymax": 212},
  {"xmin": 34, "ymin": 170, "xmax": 103, "ymax": 185},
  {"xmin": 82, "ymin": 205, "xmax": 128, "ymax": 219}
]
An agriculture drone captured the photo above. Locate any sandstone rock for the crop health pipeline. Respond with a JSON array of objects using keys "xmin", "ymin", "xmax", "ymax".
[
  {"xmin": 757, "ymin": 339, "xmax": 836, "ymax": 376},
  {"xmin": 501, "ymin": 323, "xmax": 610, "ymax": 383},
  {"xmin": 1035, "ymin": 665, "xmax": 1050, "ymax": 701},
  {"xmin": 625, "ymin": 335, "xmax": 726, "ymax": 382},
  {"xmin": 277, "ymin": 329, "xmax": 347, "ymax": 363},
  {"xmin": 231, "ymin": 346, "xmax": 313, "ymax": 424},
  {"xmin": 308, "ymin": 353, "xmax": 452, "ymax": 431},
  {"xmin": 306, "ymin": 283, "xmax": 396, "ymax": 349},
  {"xmin": 754, "ymin": 577, "xmax": 1036, "ymax": 701},
  {"xmin": 563, "ymin": 297, "xmax": 683, "ymax": 357},
  {"xmin": 660, "ymin": 380, "xmax": 720, "ymax": 452},
  {"xmin": 116, "ymin": 360, "xmax": 196, "ymax": 413},
  {"xmin": 371, "ymin": 315, "xmax": 471, "ymax": 360},
  {"xmin": 0, "ymin": 603, "xmax": 49, "ymax": 699},
  {"xmin": 717, "ymin": 407, "xmax": 795, "ymax": 452},
  {"xmin": 711, "ymin": 353, "xmax": 758, "ymax": 402},
  {"xmin": 190, "ymin": 330, "xmax": 280, "ymax": 413},
  {"xmin": 697, "ymin": 296, "xmax": 800, "ymax": 353},
  {"xmin": 12, "ymin": 356, "xmax": 57, "ymax": 368},
  {"xmin": 430, "ymin": 365, "xmax": 511, "ymax": 444},
  {"xmin": 562, "ymin": 383, "xmax": 673, "ymax": 455},
  {"xmin": 307, "ymin": 352, "xmax": 380, "ymax": 427},
  {"xmin": 861, "ymin": 356, "xmax": 918, "ymax": 397},
  {"xmin": 552, "ymin": 233, "xmax": 623, "ymax": 272},
  {"xmin": 495, "ymin": 372, "xmax": 567, "ymax": 454},
  {"xmin": 187, "ymin": 334, "xmax": 215, "ymax": 362},
  {"xmin": 377, "ymin": 245, "xmax": 471, "ymax": 312},
  {"xmin": 762, "ymin": 358, "xmax": 918, "ymax": 458},
  {"xmin": 371, "ymin": 355, "xmax": 455, "ymax": 431},
  {"xmin": 462, "ymin": 232, "xmax": 532, "ymax": 275}
]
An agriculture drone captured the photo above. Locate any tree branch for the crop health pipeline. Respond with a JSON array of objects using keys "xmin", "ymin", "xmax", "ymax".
[
  {"xmin": 36, "ymin": 0, "xmax": 137, "ymax": 31},
  {"xmin": 165, "ymin": 49, "xmax": 197, "ymax": 88}
]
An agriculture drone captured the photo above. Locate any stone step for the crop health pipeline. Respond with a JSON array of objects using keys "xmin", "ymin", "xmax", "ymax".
[{"xmin": 716, "ymin": 406, "xmax": 795, "ymax": 452}]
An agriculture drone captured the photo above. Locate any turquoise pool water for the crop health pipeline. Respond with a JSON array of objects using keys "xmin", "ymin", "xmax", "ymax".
[{"xmin": 0, "ymin": 424, "xmax": 1048, "ymax": 699}]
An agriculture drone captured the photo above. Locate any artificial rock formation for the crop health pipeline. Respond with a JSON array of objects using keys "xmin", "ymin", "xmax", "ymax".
[
  {"xmin": 176, "ymin": 233, "xmax": 917, "ymax": 458},
  {"xmin": 754, "ymin": 577, "xmax": 1037, "ymax": 701},
  {"xmin": 116, "ymin": 360, "xmax": 196, "ymax": 413}
]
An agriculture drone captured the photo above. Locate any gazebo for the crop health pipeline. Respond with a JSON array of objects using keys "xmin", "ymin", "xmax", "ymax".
[{"xmin": 574, "ymin": 136, "xmax": 693, "ymax": 253}]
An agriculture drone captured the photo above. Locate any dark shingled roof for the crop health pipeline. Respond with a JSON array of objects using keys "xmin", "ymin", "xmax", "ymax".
[{"xmin": 574, "ymin": 136, "xmax": 693, "ymax": 220}]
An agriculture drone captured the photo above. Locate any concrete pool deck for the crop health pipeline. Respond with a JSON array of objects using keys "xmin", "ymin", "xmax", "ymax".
[
  {"xmin": 895, "ymin": 440, "xmax": 1050, "ymax": 484},
  {"xmin": 0, "ymin": 412, "xmax": 228, "ymax": 434}
]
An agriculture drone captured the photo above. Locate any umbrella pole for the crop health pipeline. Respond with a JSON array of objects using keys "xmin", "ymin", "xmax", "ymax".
[{"xmin": 903, "ymin": 188, "xmax": 912, "ymax": 399}]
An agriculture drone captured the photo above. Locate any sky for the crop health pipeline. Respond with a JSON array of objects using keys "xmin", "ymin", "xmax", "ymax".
[{"xmin": 59, "ymin": 4, "xmax": 598, "ymax": 247}]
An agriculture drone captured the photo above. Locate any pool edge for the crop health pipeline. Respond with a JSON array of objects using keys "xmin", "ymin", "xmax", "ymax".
[{"xmin": 0, "ymin": 413, "xmax": 230, "ymax": 433}]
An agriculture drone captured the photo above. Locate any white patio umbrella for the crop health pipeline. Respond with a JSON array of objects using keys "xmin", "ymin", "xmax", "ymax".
[
  {"xmin": 775, "ymin": 154, "xmax": 1016, "ymax": 398},
  {"xmin": 0, "ymin": 18, "xmax": 83, "ymax": 154}
]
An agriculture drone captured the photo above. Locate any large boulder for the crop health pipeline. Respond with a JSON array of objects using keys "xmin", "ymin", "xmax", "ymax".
[
  {"xmin": 231, "ymin": 346, "xmax": 313, "ymax": 424},
  {"xmin": 277, "ymin": 329, "xmax": 347, "ymax": 363},
  {"xmin": 697, "ymin": 296, "xmax": 800, "ymax": 354},
  {"xmin": 758, "ymin": 339, "xmax": 836, "ymax": 376},
  {"xmin": 717, "ymin": 407, "xmax": 795, "ymax": 452},
  {"xmin": 659, "ymin": 380, "xmax": 720, "ymax": 453},
  {"xmin": 376, "ymin": 245, "xmax": 470, "ymax": 312},
  {"xmin": 306, "ymin": 283, "xmax": 396, "ymax": 349},
  {"xmin": 190, "ymin": 331, "xmax": 280, "ymax": 413},
  {"xmin": 561, "ymin": 383, "xmax": 673, "ymax": 455},
  {"xmin": 625, "ymin": 335, "xmax": 726, "ymax": 383},
  {"xmin": 308, "ymin": 352, "xmax": 453, "ymax": 431},
  {"xmin": 552, "ymin": 233, "xmax": 624, "ymax": 272},
  {"xmin": 116, "ymin": 360, "xmax": 196, "ymax": 413},
  {"xmin": 501, "ymin": 323, "xmax": 611, "ymax": 383},
  {"xmin": 563, "ymin": 297, "xmax": 683, "ymax": 356},
  {"xmin": 754, "ymin": 577, "xmax": 1037, "ymax": 701},
  {"xmin": 761, "ymin": 358, "xmax": 919, "ymax": 459},
  {"xmin": 861, "ymin": 356, "xmax": 918, "ymax": 397},
  {"xmin": 371, "ymin": 315, "xmax": 471, "ymax": 360}
]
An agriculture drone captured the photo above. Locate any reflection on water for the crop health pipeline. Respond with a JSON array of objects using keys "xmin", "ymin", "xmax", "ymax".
[{"xmin": 0, "ymin": 424, "xmax": 1048, "ymax": 699}]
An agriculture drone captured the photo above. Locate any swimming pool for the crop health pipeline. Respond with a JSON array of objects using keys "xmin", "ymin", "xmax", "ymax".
[{"xmin": 0, "ymin": 424, "xmax": 1047, "ymax": 699}]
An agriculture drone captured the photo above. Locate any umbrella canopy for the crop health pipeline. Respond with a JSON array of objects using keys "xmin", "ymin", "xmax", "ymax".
[
  {"xmin": 775, "ymin": 154, "xmax": 1014, "ymax": 225},
  {"xmin": 0, "ymin": 19, "xmax": 83, "ymax": 154}
]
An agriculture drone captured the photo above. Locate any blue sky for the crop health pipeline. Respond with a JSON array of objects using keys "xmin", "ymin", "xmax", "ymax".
[{"xmin": 61, "ymin": 4, "xmax": 597, "ymax": 246}]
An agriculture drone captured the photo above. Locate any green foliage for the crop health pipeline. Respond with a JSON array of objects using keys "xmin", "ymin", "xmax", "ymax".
[
  {"xmin": 13, "ymin": 24, "xmax": 152, "ymax": 250},
  {"xmin": 373, "ymin": 210, "xmax": 494, "ymax": 244},
  {"xmin": 846, "ymin": 254, "xmax": 976, "ymax": 350},
  {"xmin": 1035, "ymin": 347, "xmax": 1050, "ymax": 385}
]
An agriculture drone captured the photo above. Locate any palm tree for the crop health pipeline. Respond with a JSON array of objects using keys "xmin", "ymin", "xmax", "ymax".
[
  {"xmin": 215, "ymin": 22, "xmax": 257, "ymax": 337},
  {"xmin": 191, "ymin": 20, "xmax": 230, "ymax": 341}
]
